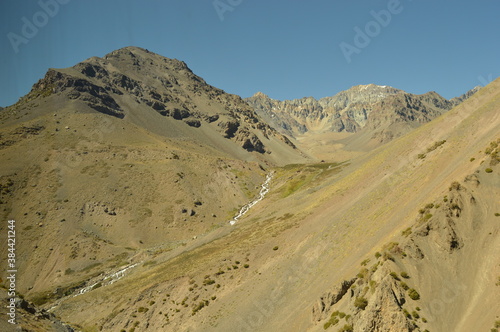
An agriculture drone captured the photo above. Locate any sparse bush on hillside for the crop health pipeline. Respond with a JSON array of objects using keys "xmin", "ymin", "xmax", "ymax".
[
  {"xmin": 354, "ymin": 297, "xmax": 368, "ymax": 310},
  {"xmin": 338, "ymin": 324, "xmax": 353, "ymax": 332},
  {"xmin": 203, "ymin": 279, "xmax": 215, "ymax": 286},
  {"xmin": 360, "ymin": 258, "xmax": 370, "ymax": 266},
  {"xmin": 323, "ymin": 317, "xmax": 339, "ymax": 330},
  {"xmin": 403, "ymin": 309, "xmax": 411, "ymax": 319},
  {"xmin": 485, "ymin": 168, "xmax": 493, "ymax": 173},
  {"xmin": 400, "ymin": 282, "xmax": 409, "ymax": 290},
  {"xmin": 408, "ymin": 288, "xmax": 420, "ymax": 300},
  {"xmin": 400, "ymin": 272, "xmax": 409, "ymax": 279},
  {"xmin": 423, "ymin": 213, "xmax": 433, "ymax": 221},
  {"xmin": 374, "ymin": 252, "xmax": 381, "ymax": 259},
  {"xmin": 427, "ymin": 140, "xmax": 446, "ymax": 153},
  {"xmin": 389, "ymin": 272, "xmax": 400, "ymax": 281},
  {"xmin": 402, "ymin": 227, "xmax": 412, "ymax": 237}
]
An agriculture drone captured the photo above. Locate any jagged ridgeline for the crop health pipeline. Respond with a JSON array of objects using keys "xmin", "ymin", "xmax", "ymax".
[{"xmin": 245, "ymin": 85, "xmax": 480, "ymax": 145}]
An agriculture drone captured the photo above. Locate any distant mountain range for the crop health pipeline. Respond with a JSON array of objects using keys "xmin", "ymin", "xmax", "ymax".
[{"xmin": 245, "ymin": 84, "xmax": 481, "ymax": 144}]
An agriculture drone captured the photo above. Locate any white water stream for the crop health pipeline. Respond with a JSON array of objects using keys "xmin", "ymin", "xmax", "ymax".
[{"xmin": 229, "ymin": 172, "xmax": 274, "ymax": 225}]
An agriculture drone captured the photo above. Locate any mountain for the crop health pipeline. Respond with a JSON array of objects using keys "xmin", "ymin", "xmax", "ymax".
[
  {"xmin": 245, "ymin": 84, "xmax": 481, "ymax": 147},
  {"xmin": 0, "ymin": 47, "xmax": 309, "ymax": 331},
  {"xmin": 0, "ymin": 47, "xmax": 498, "ymax": 332},
  {"xmin": 6, "ymin": 46, "xmax": 303, "ymax": 164}
]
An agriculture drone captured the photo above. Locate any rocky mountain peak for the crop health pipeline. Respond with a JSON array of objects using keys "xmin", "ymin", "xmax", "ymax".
[
  {"xmin": 14, "ymin": 47, "xmax": 301, "ymax": 159},
  {"xmin": 252, "ymin": 91, "xmax": 271, "ymax": 99}
]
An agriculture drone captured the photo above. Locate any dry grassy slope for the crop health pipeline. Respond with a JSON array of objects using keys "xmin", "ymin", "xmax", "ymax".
[
  {"xmin": 44, "ymin": 79, "xmax": 499, "ymax": 332},
  {"xmin": 0, "ymin": 98, "xmax": 277, "ymax": 306}
]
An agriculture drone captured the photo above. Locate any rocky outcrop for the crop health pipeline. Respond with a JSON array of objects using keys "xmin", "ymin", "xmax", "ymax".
[
  {"xmin": 312, "ymin": 278, "xmax": 357, "ymax": 321},
  {"xmin": 355, "ymin": 270, "xmax": 416, "ymax": 332},
  {"xmin": 32, "ymin": 69, "xmax": 124, "ymax": 118}
]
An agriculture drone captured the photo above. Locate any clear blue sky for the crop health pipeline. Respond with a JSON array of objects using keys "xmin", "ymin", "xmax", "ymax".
[{"xmin": 1, "ymin": 0, "xmax": 499, "ymax": 107}]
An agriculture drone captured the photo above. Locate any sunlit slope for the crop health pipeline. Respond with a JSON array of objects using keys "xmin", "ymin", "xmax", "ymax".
[{"xmin": 48, "ymin": 79, "xmax": 499, "ymax": 331}]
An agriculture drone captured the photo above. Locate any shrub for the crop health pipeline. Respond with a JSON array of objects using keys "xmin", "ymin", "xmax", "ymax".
[
  {"xmin": 495, "ymin": 213, "xmax": 500, "ymax": 217},
  {"xmin": 203, "ymin": 279, "xmax": 215, "ymax": 286},
  {"xmin": 402, "ymin": 228, "xmax": 412, "ymax": 237},
  {"xmin": 374, "ymin": 252, "xmax": 381, "ymax": 259},
  {"xmin": 485, "ymin": 168, "xmax": 493, "ymax": 173},
  {"xmin": 470, "ymin": 157, "xmax": 475, "ymax": 162},
  {"xmin": 418, "ymin": 153, "xmax": 426, "ymax": 159},
  {"xmin": 354, "ymin": 297, "xmax": 368, "ymax": 310},
  {"xmin": 338, "ymin": 324, "xmax": 353, "ymax": 332},
  {"xmin": 360, "ymin": 258, "xmax": 370, "ymax": 266},
  {"xmin": 412, "ymin": 311, "xmax": 420, "ymax": 319},
  {"xmin": 273, "ymin": 246, "xmax": 279, "ymax": 251},
  {"xmin": 323, "ymin": 317, "xmax": 339, "ymax": 330},
  {"xmin": 137, "ymin": 307, "xmax": 148, "ymax": 313},
  {"xmin": 408, "ymin": 288, "xmax": 420, "ymax": 300},
  {"xmin": 403, "ymin": 309, "xmax": 411, "ymax": 319},
  {"xmin": 243, "ymin": 264, "xmax": 249, "ymax": 268},
  {"xmin": 390, "ymin": 272, "xmax": 400, "ymax": 281},
  {"xmin": 400, "ymin": 282, "xmax": 409, "ymax": 290},
  {"xmin": 400, "ymin": 272, "xmax": 409, "ymax": 279}
]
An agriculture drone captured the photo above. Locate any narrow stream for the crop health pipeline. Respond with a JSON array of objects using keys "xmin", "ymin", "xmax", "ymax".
[{"xmin": 229, "ymin": 172, "xmax": 274, "ymax": 225}]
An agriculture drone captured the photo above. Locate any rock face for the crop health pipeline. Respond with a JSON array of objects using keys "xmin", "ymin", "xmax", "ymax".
[
  {"xmin": 245, "ymin": 84, "xmax": 479, "ymax": 143},
  {"xmin": 450, "ymin": 86, "xmax": 481, "ymax": 106},
  {"xmin": 312, "ymin": 278, "xmax": 357, "ymax": 321},
  {"xmin": 25, "ymin": 46, "xmax": 297, "ymax": 155}
]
